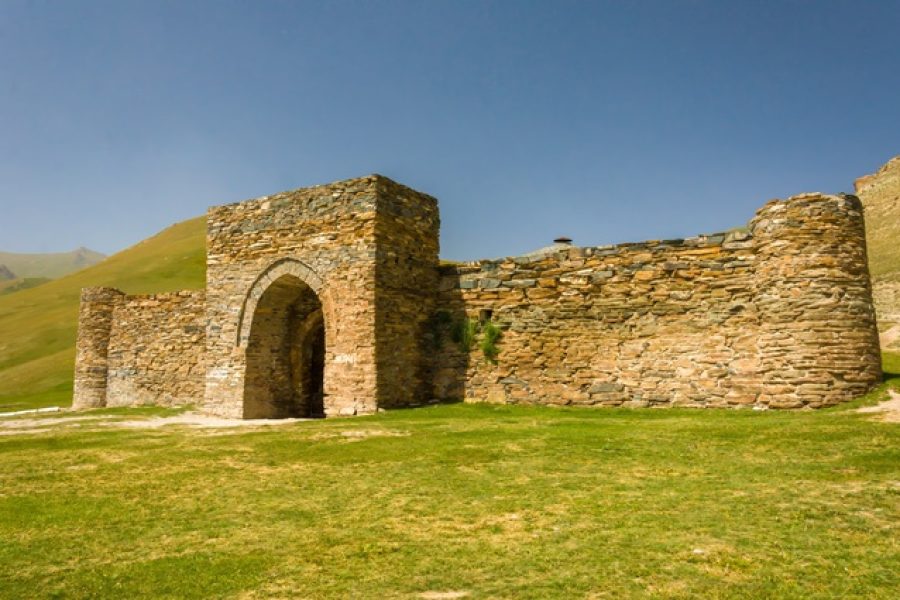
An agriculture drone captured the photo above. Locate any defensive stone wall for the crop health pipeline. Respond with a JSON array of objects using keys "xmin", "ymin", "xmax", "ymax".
[
  {"xmin": 72, "ymin": 289, "xmax": 206, "ymax": 409},
  {"xmin": 106, "ymin": 291, "xmax": 206, "ymax": 407},
  {"xmin": 432, "ymin": 193, "xmax": 881, "ymax": 409},
  {"xmin": 73, "ymin": 178, "xmax": 882, "ymax": 414},
  {"xmin": 751, "ymin": 194, "xmax": 881, "ymax": 407},
  {"xmin": 373, "ymin": 177, "xmax": 440, "ymax": 408}
]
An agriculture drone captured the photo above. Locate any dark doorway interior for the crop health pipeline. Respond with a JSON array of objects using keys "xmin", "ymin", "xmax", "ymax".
[{"xmin": 244, "ymin": 275, "xmax": 326, "ymax": 419}]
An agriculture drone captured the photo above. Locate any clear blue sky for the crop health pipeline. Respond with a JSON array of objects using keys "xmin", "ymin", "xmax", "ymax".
[{"xmin": 1, "ymin": 0, "xmax": 898, "ymax": 260}]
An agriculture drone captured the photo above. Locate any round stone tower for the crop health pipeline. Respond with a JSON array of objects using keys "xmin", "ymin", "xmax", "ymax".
[
  {"xmin": 750, "ymin": 193, "xmax": 882, "ymax": 408},
  {"xmin": 72, "ymin": 287, "xmax": 124, "ymax": 409}
]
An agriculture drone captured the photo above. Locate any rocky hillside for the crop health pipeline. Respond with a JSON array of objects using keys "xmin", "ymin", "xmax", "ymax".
[
  {"xmin": 0, "ymin": 247, "xmax": 106, "ymax": 280},
  {"xmin": 0, "ymin": 265, "xmax": 14, "ymax": 280},
  {"xmin": 855, "ymin": 156, "xmax": 900, "ymax": 350}
]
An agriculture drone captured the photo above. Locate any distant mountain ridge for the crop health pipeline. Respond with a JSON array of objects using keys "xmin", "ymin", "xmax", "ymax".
[{"xmin": 0, "ymin": 247, "xmax": 106, "ymax": 280}]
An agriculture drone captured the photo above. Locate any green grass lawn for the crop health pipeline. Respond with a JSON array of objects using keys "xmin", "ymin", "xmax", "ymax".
[
  {"xmin": 883, "ymin": 350, "xmax": 900, "ymax": 380},
  {"xmin": 1, "ymin": 400, "xmax": 897, "ymax": 599}
]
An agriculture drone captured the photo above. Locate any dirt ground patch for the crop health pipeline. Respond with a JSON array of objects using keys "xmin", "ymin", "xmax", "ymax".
[
  {"xmin": 0, "ymin": 415, "xmax": 104, "ymax": 432},
  {"xmin": 880, "ymin": 323, "xmax": 900, "ymax": 350},
  {"xmin": 110, "ymin": 413, "xmax": 309, "ymax": 429},
  {"xmin": 0, "ymin": 411, "xmax": 308, "ymax": 435},
  {"xmin": 857, "ymin": 390, "xmax": 900, "ymax": 423}
]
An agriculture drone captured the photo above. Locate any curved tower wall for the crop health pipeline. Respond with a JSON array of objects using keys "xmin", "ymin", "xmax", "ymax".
[
  {"xmin": 750, "ymin": 193, "xmax": 882, "ymax": 408},
  {"xmin": 72, "ymin": 287, "xmax": 124, "ymax": 409}
]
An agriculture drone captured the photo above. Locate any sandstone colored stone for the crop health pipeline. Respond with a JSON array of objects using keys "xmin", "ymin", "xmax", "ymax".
[
  {"xmin": 432, "ymin": 193, "xmax": 880, "ymax": 410},
  {"xmin": 74, "ymin": 179, "xmax": 881, "ymax": 416}
]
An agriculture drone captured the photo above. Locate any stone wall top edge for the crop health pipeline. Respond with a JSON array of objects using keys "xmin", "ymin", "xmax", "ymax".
[
  {"xmin": 440, "ymin": 230, "xmax": 752, "ymax": 271},
  {"xmin": 374, "ymin": 176, "xmax": 439, "ymax": 206},
  {"xmin": 206, "ymin": 173, "xmax": 428, "ymax": 215},
  {"xmin": 117, "ymin": 289, "xmax": 206, "ymax": 303},
  {"xmin": 753, "ymin": 192, "xmax": 862, "ymax": 217},
  {"xmin": 80, "ymin": 287, "xmax": 126, "ymax": 300}
]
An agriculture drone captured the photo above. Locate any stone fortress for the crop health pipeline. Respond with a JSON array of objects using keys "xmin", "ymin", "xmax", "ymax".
[{"xmin": 73, "ymin": 175, "xmax": 883, "ymax": 417}]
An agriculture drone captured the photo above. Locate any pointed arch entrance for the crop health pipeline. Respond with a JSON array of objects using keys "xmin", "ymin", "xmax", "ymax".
[{"xmin": 240, "ymin": 262, "xmax": 327, "ymax": 419}]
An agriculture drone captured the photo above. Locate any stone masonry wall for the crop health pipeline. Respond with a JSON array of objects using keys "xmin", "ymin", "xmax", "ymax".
[
  {"xmin": 433, "ymin": 193, "xmax": 881, "ymax": 409},
  {"xmin": 433, "ymin": 232, "xmax": 760, "ymax": 408},
  {"xmin": 74, "ymin": 179, "xmax": 881, "ymax": 415},
  {"xmin": 751, "ymin": 194, "xmax": 881, "ymax": 407},
  {"xmin": 373, "ymin": 177, "xmax": 440, "ymax": 408},
  {"xmin": 72, "ymin": 289, "xmax": 205, "ymax": 409},
  {"xmin": 105, "ymin": 291, "xmax": 206, "ymax": 407},
  {"xmin": 73, "ymin": 287, "xmax": 125, "ymax": 409}
]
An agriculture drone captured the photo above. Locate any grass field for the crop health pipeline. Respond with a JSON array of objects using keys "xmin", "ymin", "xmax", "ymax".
[
  {"xmin": 1, "ymin": 183, "xmax": 897, "ymax": 597},
  {"xmin": 1, "ymin": 390, "xmax": 898, "ymax": 599},
  {"xmin": 0, "ymin": 217, "xmax": 205, "ymax": 412}
]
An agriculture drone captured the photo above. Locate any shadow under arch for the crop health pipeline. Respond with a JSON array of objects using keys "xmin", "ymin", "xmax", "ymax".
[{"xmin": 238, "ymin": 259, "xmax": 329, "ymax": 419}]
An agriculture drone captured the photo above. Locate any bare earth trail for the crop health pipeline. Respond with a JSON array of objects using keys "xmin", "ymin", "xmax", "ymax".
[
  {"xmin": 0, "ymin": 411, "xmax": 310, "ymax": 436},
  {"xmin": 880, "ymin": 323, "xmax": 900, "ymax": 350},
  {"xmin": 857, "ymin": 389, "xmax": 900, "ymax": 423},
  {"xmin": 4, "ymin": 396, "xmax": 900, "ymax": 436}
]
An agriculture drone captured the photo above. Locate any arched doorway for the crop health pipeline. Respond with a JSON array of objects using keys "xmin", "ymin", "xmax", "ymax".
[{"xmin": 243, "ymin": 274, "xmax": 325, "ymax": 418}]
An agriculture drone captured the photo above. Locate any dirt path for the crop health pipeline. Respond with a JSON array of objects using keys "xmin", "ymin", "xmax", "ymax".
[
  {"xmin": 111, "ymin": 413, "xmax": 310, "ymax": 428},
  {"xmin": 0, "ymin": 411, "xmax": 309, "ymax": 435},
  {"xmin": 880, "ymin": 324, "xmax": 900, "ymax": 350},
  {"xmin": 4, "ymin": 397, "xmax": 899, "ymax": 437},
  {"xmin": 857, "ymin": 390, "xmax": 900, "ymax": 423}
]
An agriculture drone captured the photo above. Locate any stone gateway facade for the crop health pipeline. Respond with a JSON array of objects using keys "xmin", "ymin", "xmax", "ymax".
[{"xmin": 73, "ymin": 175, "xmax": 882, "ymax": 416}]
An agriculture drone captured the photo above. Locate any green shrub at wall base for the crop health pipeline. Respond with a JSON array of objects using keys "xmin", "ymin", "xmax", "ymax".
[
  {"xmin": 451, "ymin": 317, "xmax": 478, "ymax": 354},
  {"xmin": 480, "ymin": 321, "xmax": 502, "ymax": 363}
]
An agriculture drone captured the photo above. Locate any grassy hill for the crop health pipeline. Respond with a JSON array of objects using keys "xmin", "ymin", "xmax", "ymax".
[
  {"xmin": 856, "ymin": 156, "xmax": 900, "ymax": 280},
  {"xmin": 0, "ymin": 247, "xmax": 106, "ymax": 280},
  {"xmin": 0, "ymin": 277, "xmax": 52, "ymax": 297},
  {"xmin": 0, "ymin": 218, "xmax": 205, "ymax": 411},
  {"xmin": 855, "ymin": 156, "xmax": 900, "ymax": 350}
]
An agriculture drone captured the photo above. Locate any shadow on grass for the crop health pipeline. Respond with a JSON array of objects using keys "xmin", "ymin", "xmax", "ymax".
[
  {"xmin": 830, "ymin": 351, "xmax": 900, "ymax": 412},
  {"xmin": 883, "ymin": 351, "xmax": 900, "ymax": 389}
]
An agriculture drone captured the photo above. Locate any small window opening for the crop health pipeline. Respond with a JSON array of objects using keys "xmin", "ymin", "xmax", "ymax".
[{"xmin": 479, "ymin": 309, "xmax": 493, "ymax": 323}]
